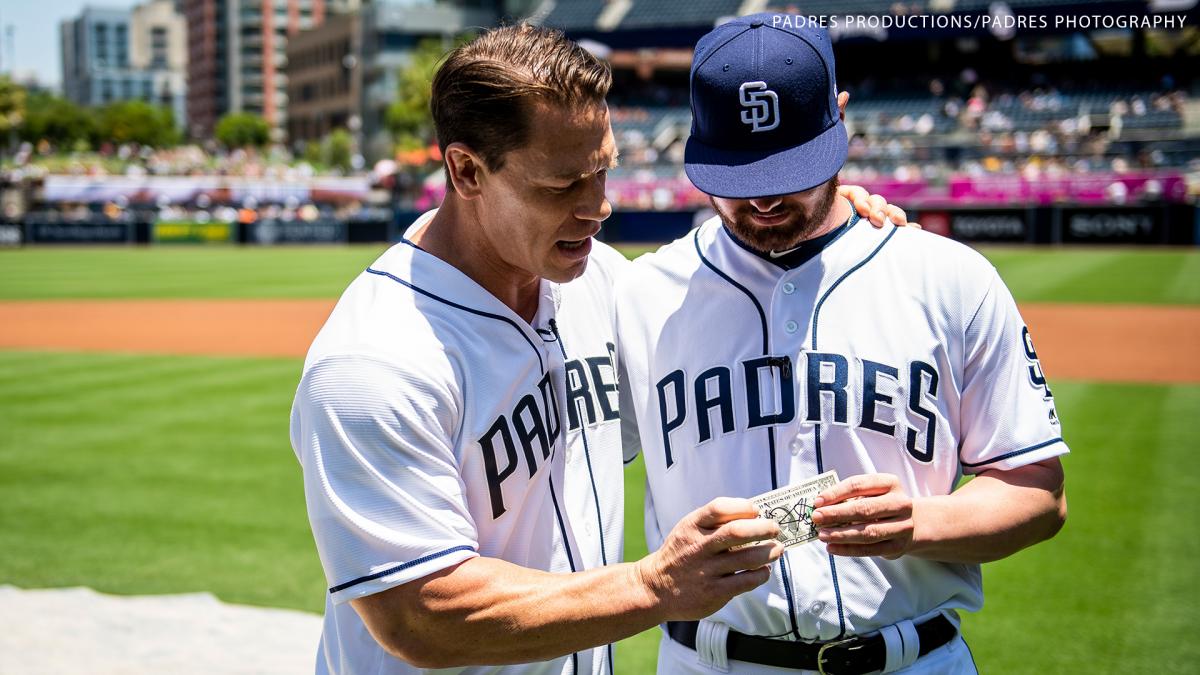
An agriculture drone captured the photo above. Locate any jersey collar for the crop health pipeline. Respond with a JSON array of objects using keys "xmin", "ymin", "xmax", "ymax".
[
  {"xmin": 372, "ymin": 210, "xmax": 562, "ymax": 341},
  {"xmin": 720, "ymin": 199, "xmax": 860, "ymax": 271}
]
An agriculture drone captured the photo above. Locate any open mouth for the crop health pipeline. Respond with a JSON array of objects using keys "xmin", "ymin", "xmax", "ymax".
[{"xmin": 555, "ymin": 236, "xmax": 593, "ymax": 260}]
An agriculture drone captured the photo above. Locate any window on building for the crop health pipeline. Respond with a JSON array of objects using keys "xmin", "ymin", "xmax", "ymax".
[
  {"xmin": 115, "ymin": 25, "xmax": 129, "ymax": 66},
  {"xmin": 151, "ymin": 27, "xmax": 169, "ymax": 68},
  {"xmin": 95, "ymin": 24, "xmax": 109, "ymax": 65}
]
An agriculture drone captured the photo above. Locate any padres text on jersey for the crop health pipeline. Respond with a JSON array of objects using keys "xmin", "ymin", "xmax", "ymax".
[
  {"xmin": 291, "ymin": 211, "xmax": 629, "ymax": 675},
  {"xmin": 615, "ymin": 214, "xmax": 1069, "ymax": 653}
]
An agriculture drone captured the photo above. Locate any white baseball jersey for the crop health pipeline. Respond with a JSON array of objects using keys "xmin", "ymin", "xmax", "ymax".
[
  {"xmin": 290, "ymin": 211, "xmax": 628, "ymax": 675},
  {"xmin": 615, "ymin": 212, "xmax": 1068, "ymax": 670}
]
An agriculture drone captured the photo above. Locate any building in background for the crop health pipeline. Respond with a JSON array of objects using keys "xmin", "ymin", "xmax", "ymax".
[
  {"xmin": 131, "ymin": 0, "xmax": 188, "ymax": 126},
  {"xmin": 60, "ymin": 1, "xmax": 188, "ymax": 130},
  {"xmin": 182, "ymin": 0, "xmax": 224, "ymax": 140},
  {"xmin": 184, "ymin": 0, "xmax": 333, "ymax": 141},
  {"xmin": 285, "ymin": 0, "xmax": 500, "ymax": 160},
  {"xmin": 358, "ymin": 0, "xmax": 498, "ymax": 159},
  {"xmin": 285, "ymin": 9, "xmax": 359, "ymax": 148}
]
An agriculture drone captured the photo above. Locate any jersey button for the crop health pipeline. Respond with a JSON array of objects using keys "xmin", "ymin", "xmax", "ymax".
[
  {"xmin": 782, "ymin": 282, "xmax": 795, "ymax": 295},
  {"xmin": 790, "ymin": 439, "xmax": 801, "ymax": 456},
  {"xmin": 810, "ymin": 601, "xmax": 826, "ymax": 613},
  {"xmin": 784, "ymin": 320, "xmax": 799, "ymax": 334}
]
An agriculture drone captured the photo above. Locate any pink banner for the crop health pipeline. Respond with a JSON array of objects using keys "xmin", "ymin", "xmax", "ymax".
[
  {"xmin": 946, "ymin": 172, "xmax": 1187, "ymax": 205},
  {"xmin": 415, "ymin": 171, "xmax": 1188, "ymax": 211}
]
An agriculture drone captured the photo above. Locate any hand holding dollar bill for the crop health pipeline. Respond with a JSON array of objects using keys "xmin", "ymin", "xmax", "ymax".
[{"xmin": 746, "ymin": 471, "xmax": 840, "ymax": 548}]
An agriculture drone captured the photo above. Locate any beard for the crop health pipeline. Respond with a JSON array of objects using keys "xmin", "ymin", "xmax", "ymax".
[{"xmin": 711, "ymin": 177, "xmax": 840, "ymax": 254}]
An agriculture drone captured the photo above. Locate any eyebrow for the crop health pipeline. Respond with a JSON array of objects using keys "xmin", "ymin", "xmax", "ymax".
[{"xmin": 549, "ymin": 153, "xmax": 621, "ymax": 181}]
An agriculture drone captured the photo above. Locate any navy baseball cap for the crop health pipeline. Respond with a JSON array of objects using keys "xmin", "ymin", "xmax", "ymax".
[{"xmin": 684, "ymin": 13, "xmax": 847, "ymax": 199}]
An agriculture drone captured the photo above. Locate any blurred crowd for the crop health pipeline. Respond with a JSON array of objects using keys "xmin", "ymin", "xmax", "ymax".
[
  {"xmin": 608, "ymin": 73, "xmax": 1196, "ymax": 200},
  {"xmin": 5, "ymin": 141, "xmax": 345, "ymax": 181},
  {"xmin": 3, "ymin": 71, "xmax": 1195, "ymax": 216}
]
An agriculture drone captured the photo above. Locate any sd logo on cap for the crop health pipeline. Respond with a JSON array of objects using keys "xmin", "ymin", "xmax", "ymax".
[{"xmin": 684, "ymin": 13, "xmax": 848, "ymax": 199}]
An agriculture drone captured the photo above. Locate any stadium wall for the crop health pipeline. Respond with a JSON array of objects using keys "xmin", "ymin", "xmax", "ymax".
[{"xmin": 2, "ymin": 205, "xmax": 1197, "ymax": 248}]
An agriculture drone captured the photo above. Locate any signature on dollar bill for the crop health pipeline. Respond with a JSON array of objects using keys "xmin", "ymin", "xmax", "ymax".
[
  {"xmin": 750, "ymin": 470, "xmax": 839, "ymax": 548},
  {"xmin": 764, "ymin": 498, "xmax": 816, "ymax": 544}
]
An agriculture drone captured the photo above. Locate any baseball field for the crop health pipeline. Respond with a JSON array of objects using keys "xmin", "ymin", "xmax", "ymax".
[{"xmin": 1, "ymin": 244, "xmax": 1197, "ymax": 673}]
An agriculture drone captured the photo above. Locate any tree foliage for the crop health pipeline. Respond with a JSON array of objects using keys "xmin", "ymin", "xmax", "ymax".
[
  {"xmin": 97, "ymin": 100, "xmax": 180, "ymax": 147},
  {"xmin": 215, "ymin": 112, "xmax": 271, "ymax": 149},
  {"xmin": 385, "ymin": 37, "xmax": 467, "ymax": 153},
  {"xmin": 19, "ymin": 92, "xmax": 95, "ymax": 147},
  {"xmin": 302, "ymin": 128, "xmax": 355, "ymax": 171},
  {"xmin": 0, "ymin": 76, "xmax": 26, "ymax": 137},
  {"xmin": 18, "ymin": 93, "xmax": 180, "ymax": 149},
  {"xmin": 324, "ymin": 128, "xmax": 354, "ymax": 170}
]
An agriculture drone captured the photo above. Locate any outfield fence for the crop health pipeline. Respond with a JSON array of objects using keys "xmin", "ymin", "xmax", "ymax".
[{"xmin": 1, "ymin": 204, "xmax": 1197, "ymax": 248}]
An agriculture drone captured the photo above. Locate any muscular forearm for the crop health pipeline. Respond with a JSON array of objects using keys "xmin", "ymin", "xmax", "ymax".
[
  {"xmin": 908, "ymin": 459, "xmax": 1067, "ymax": 564},
  {"xmin": 356, "ymin": 557, "xmax": 661, "ymax": 668},
  {"xmin": 352, "ymin": 497, "xmax": 780, "ymax": 668}
]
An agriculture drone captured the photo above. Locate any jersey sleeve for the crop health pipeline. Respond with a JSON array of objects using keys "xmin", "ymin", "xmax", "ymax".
[
  {"xmin": 290, "ymin": 353, "xmax": 479, "ymax": 605},
  {"xmin": 957, "ymin": 270, "xmax": 1069, "ymax": 474}
]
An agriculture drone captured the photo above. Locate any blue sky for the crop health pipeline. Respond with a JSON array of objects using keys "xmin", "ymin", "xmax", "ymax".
[{"xmin": 1, "ymin": 0, "xmax": 140, "ymax": 89}]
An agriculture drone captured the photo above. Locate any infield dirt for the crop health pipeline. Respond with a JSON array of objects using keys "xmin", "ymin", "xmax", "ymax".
[{"xmin": 0, "ymin": 299, "xmax": 1195, "ymax": 384}]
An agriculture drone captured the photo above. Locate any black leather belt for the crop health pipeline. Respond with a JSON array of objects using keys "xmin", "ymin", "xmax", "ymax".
[{"xmin": 666, "ymin": 614, "xmax": 956, "ymax": 674}]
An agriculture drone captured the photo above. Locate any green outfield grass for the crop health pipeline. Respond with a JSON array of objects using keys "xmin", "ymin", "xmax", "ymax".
[
  {"xmin": 0, "ymin": 244, "xmax": 1197, "ymax": 672},
  {"xmin": 0, "ymin": 246, "xmax": 390, "ymax": 300},
  {"xmin": 0, "ymin": 245, "xmax": 1197, "ymax": 304},
  {"xmin": 0, "ymin": 352, "xmax": 325, "ymax": 611},
  {"xmin": 0, "ymin": 350, "xmax": 1196, "ymax": 673}
]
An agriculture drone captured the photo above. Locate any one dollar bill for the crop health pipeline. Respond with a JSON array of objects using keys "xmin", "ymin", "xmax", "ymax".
[{"xmin": 750, "ymin": 470, "xmax": 840, "ymax": 548}]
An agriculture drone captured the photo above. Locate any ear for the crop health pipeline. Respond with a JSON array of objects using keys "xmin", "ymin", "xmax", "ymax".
[
  {"xmin": 837, "ymin": 91, "xmax": 849, "ymax": 121},
  {"xmin": 444, "ymin": 142, "xmax": 486, "ymax": 199}
]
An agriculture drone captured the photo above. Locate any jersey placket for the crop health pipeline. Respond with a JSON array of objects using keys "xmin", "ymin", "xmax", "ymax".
[{"xmin": 766, "ymin": 262, "xmax": 851, "ymax": 641}]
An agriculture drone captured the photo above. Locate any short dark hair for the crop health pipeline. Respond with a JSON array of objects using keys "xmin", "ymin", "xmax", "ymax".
[{"xmin": 430, "ymin": 24, "xmax": 612, "ymax": 188}]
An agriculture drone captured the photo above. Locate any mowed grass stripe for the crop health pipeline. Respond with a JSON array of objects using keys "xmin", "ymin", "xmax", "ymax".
[
  {"xmin": 1168, "ymin": 250, "xmax": 1200, "ymax": 302},
  {"xmin": 982, "ymin": 246, "xmax": 1199, "ymax": 304},
  {"xmin": 4, "ymin": 356, "xmax": 300, "ymax": 480},
  {"xmin": 964, "ymin": 381, "xmax": 1200, "ymax": 674},
  {"xmin": 1120, "ymin": 385, "xmax": 1200, "ymax": 672},
  {"xmin": 0, "ymin": 246, "xmax": 388, "ymax": 299},
  {"xmin": 0, "ymin": 350, "xmax": 163, "ymax": 384},
  {"xmin": 0, "ymin": 353, "xmax": 260, "ymax": 405},
  {"xmin": 0, "ymin": 351, "xmax": 325, "ymax": 612},
  {"xmin": 1, "ymin": 246, "xmax": 1197, "ymax": 304}
]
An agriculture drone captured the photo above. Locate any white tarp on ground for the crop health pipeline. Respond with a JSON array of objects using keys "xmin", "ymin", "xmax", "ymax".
[{"xmin": 0, "ymin": 585, "xmax": 322, "ymax": 674}]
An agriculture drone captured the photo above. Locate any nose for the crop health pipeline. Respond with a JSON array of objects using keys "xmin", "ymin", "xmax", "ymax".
[
  {"xmin": 748, "ymin": 195, "xmax": 783, "ymax": 212},
  {"xmin": 575, "ymin": 172, "xmax": 613, "ymax": 225}
]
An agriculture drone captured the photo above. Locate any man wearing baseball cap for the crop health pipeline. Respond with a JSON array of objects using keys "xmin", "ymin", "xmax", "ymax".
[{"xmin": 615, "ymin": 13, "xmax": 1068, "ymax": 674}]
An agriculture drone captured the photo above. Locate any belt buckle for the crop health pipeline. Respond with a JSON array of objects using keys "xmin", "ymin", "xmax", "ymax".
[{"xmin": 816, "ymin": 636, "xmax": 862, "ymax": 675}]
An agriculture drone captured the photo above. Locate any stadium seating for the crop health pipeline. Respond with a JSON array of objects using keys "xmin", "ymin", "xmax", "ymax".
[
  {"xmin": 540, "ymin": 0, "xmax": 608, "ymax": 32},
  {"xmin": 620, "ymin": 0, "xmax": 744, "ymax": 30}
]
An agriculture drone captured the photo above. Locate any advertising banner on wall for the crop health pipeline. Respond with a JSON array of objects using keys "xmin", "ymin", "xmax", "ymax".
[
  {"xmin": 248, "ymin": 219, "xmax": 347, "ymax": 245},
  {"xmin": 0, "ymin": 224, "xmax": 23, "ymax": 247},
  {"xmin": 951, "ymin": 209, "xmax": 1031, "ymax": 243},
  {"xmin": 153, "ymin": 220, "xmax": 235, "ymax": 244},
  {"xmin": 1060, "ymin": 208, "xmax": 1165, "ymax": 244},
  {"xmin": 27, "ymin": 221, "xmax": 133, "ymax": 244}
]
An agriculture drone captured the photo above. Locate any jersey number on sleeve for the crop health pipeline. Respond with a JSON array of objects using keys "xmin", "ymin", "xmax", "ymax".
[{"xmin": 1021, "ymin": 326, "xmax": 1053, "ymax": 399}]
